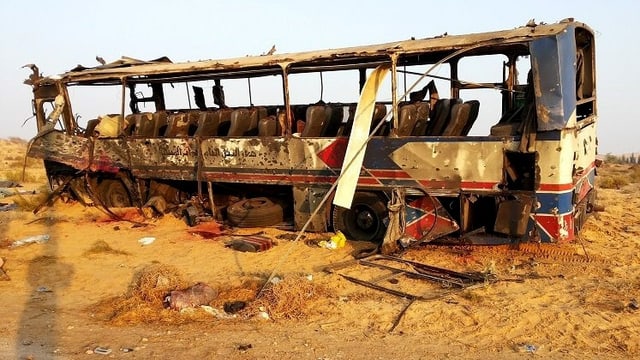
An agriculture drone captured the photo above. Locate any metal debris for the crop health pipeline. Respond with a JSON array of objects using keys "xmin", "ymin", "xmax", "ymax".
[
  {"xmin": 225, "ymin": 235, "xmax": 273, "ymax": 252},
  {"xmin": 0, "ymin": 203, "xmax": 18, "ymax": 211},
  {"xmin": 9, "ymin": 234, "xmax": 50, "ymax": 248}
]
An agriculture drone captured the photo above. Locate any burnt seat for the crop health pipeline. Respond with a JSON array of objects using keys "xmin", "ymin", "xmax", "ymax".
[
  {"xmin": 226, "ymin": 108, "xmax": 250, "ymax": 136},
  {"xmin": 442, "ymin": 100, "xmax": 480, "ymax": 136},
  {"xmin": 426, "ymin": 98, "xmax": 461, "ymax": 136},
  {"xmin": 226, "ymin": 107, "xmax": 267, "ymax": 136},
  {"xmin": 396, "ymin": 103, "xmax": 417, "ymax": 136},
  {"xmin": 247, "ymin": 107, "xmax": 268, "ymax": 135},
  {"xmin": 217, "ymin": 108, "xmax": 233, "ymax": 135},
  {"xmin": 336, "ymin": 105, "xmax": 356, "ymax": 137},
  {"xmin": 258, "ymin": 115, "xmax": 278, "ymax": 136},
  {"xmin": 194, "ymin": 110, "xmax": 221, "ymax": 137},
  {"xmin": 322, "ymin": 105, "xmax": 346, "ymax": 137},
  {"xmin": 164, "ymin": 112, "xmax": 200, "ymax": 137},
  {"xmin": 301, "ymin": 105, "xmax": 329, "ymax": 137},
  {"xmin": 369, "ymin": 103, "xmax": 388, "ymax": 135},
  {"xmin": 412, "ymin": 101, "xmax": 430, "ymax": 135},
  {"xmin": 129, "ymin": 112, "xmax": 164, "ymax": 137},
  {"xmin": 460, "ymin": 100, "xmax": 480, "ymax": 135}
]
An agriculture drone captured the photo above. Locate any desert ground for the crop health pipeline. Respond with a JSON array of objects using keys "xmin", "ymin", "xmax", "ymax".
[{"xmin": 1, "ymin": 137, "xmax": 639, "ymax": 359}]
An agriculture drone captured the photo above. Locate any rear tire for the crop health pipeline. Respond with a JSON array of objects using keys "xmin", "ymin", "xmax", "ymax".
[
  {"xmin": 332, "ymin": 192, "xmax": 388, "ymax": 242},
  {"xmin": 97, "ymin": 179, "xmax": 132, "ymax": 207},
  {"xmin": 227, "ymin": 197, "xmax": 284, "ymax": 227}
]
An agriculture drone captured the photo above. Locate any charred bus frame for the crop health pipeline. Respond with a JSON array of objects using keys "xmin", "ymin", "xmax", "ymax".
[{"xmin": 25, "ymin": 19, "xmax": 597, "ymax": 246}]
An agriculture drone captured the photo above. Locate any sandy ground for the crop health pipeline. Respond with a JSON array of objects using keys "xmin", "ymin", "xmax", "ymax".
[{"xmin": 1, "ymin": 138, "xmax": 639, "ymax": 359}]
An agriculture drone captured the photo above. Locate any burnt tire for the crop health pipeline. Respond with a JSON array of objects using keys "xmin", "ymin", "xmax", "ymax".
[
  {"xmin": 332, "ymin": 192, "xmax": 388, "ymax": 242},
  {"xmin": 97, "ymin": 179, "xmax": 132, "ymax": 207},
  {"xmin": 227, "ymin": 197, "xmax": 284, "ymax": 227}
]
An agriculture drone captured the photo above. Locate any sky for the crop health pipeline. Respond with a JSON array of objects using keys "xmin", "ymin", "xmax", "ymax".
[{"xmin": 1, "ymin": 0, "xmax": 638, "ymax": 154}]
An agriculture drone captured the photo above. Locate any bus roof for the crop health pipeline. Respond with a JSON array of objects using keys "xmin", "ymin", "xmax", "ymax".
[{"xmin": 42, "ymin": 19, "xmax": 591, "ymax": 85}]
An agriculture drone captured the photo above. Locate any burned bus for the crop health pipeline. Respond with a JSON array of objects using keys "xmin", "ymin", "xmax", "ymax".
[{"xmin": 24, "ymin": 19, "xmax": 597, "ymax": 247}]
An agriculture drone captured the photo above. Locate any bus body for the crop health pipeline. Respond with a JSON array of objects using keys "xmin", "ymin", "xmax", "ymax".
[{"xmin": 24, "ymin": 19, "xmax": 597, "ymax": 245}]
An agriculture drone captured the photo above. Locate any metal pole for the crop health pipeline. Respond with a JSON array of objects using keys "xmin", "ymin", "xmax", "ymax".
[{"xmin": 207, "ymin": 181, "xmax": 217, "ymax": 219}]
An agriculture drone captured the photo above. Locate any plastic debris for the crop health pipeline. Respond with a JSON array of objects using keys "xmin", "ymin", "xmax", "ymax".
[
  {"xmin": 318, "ymin": 231, "xmax": 346, "ymax": 250},
  {"xmin": 257, "ymin": 311, "xmax": 270, "ymax": 320},
  {"xmin": 518, "ymin": 344, "xmax": 537, "ymax": 353},
  {"xmin": 94, "ymin": 346, "xmax": 112, "ymax": 355},
  {"xmin": 0, "ymin": 203, "xmax": 18, "ymax": 211},
  {"xmin": 10, "ymin": 234, "xmax": 50, "ymax": 248},
  {"xmin": 138, "ymin": 237, "xmax": 155, "ymax": 246}
]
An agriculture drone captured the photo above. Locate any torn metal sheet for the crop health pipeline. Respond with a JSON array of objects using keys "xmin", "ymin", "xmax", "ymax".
[{"xmin": 334, "ymin": 64, "xmax": 389, "ymax": 209}]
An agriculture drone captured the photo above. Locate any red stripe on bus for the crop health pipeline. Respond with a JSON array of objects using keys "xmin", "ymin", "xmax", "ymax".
[{"xmin": 367, "ymin": 169, "xmax": 413, "ymax": 179}]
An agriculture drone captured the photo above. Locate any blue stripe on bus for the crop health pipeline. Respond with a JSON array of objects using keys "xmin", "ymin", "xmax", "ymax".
[{"xmin": 535, "ymin": 191, "xmax": 574, "ymax": 214}]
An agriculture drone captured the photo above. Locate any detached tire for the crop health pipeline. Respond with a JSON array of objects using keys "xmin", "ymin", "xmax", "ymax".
[
  {"xmin": 227, "ymin": 197, "xmax": 283, "ymax": 227},
  {"xmin": 97, "ymin": 179, "xmax": 132, "ymax": 207},
  {"xmin": 332, "ymin": 192, "xmax": 388, "ymax": 242}
]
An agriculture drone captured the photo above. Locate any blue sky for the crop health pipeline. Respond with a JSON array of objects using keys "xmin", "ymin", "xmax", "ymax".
[{"xmin": 1, "ymin": 0, "xmax": 638, "ymax": 154}]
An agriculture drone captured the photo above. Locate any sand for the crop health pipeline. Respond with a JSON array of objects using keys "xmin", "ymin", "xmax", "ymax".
[{"xmin": 1, "ymin": 138, "xmax": 639, "ymax": 359}]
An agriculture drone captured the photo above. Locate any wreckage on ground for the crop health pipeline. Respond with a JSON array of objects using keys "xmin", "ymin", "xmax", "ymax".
[{"xmin": 24, "ymin": 19, "xmax": 598, "ymax": 248}]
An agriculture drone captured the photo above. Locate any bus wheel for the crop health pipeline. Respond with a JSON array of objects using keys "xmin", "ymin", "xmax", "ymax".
[
  {"xmin": 227, "ymin": 197, "xmax": 284, "ymax": 227},
  {"xmin": 332, "ymin": 192, "xmax": 387, "ymax": 242},
  {"xmin": 97, "ymin": 179, "xmax": 132, "ymax": 207}
]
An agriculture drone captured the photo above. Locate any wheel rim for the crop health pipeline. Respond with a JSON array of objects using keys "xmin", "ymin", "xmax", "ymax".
[
  {"xmin": 332, "ymin": 192, "xmax": 388, "ymax": 242},
  {"xmin": 346, "ymin": 204, "xmax": 382, "ymax": 241},
  {"xmin": 98, "ymin": 180, "xmax": 132, "ymax": 207},
  {"xmin": 108, "ymin": 189, "xmax": 130, "ymax": 207},
  {"xmin": 355, "ymin": 205, "xmax": 378, "ymax": 231}
]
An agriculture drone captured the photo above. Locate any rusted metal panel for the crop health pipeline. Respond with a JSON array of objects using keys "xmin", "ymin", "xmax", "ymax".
[
  {"xmin": 494, "ymin": 198, "xmax": 533, "ymax": 237},
  {"xmin": 28, "ymin": 131, "xmax": 91, "ymax": 169},
  {"xmin": 127, "ymin": 138, "xmax": 198, "ymax": 180},
  {"xmin": 530, "ymin": 23, "xmax": 578, "ymax": 131},
  {"xmin": 91, "ymin": 138, "xmax": 130, "ymax": 173},
  {"xmin": 293, "ymin": 186, "xmax": 330, "ymax": 232},
  {"xmin": 36, "ymin": 22, "xmax": 590, "ymax": 85},
  {"xmin": 29, "ymin": 132, "xmax": 528, "ymax": 194}
]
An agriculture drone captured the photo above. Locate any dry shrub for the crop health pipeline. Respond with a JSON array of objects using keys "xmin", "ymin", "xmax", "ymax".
[
  {"xmin": 629, "ymin": 165, "xmax": 640, "ymax": 183},
  {"xmin": 598, "ymin": 175, "xmax": 628, "ymax": 189},
  {"xmin": 83, "ymin": 240, "xmax": 130, "ymax": 257},
  {"xmin": 213, "ymin": 279, "xmax": 262, "ymax": 306},
  {"xmin": 132, "ymin": 263, "xmax": 189, "ymax": 304},
  {"xmin": 7, "ymin": 137, "xmax": 27, "ymax": 145},
  {"xmin": 92, "ymin": 263, "xmax": 193, "ymax": 325},
  {"xmin": 254, "ymin": 276, "xmax": 333, "ymax": 320},
  {"xmin": 10, "ymin": 186, "xmax": 51, "ymax": 211}
]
